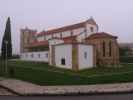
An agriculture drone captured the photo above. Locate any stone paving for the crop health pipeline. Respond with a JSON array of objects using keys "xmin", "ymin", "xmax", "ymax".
[
  {"xmin": 0, "ymin": 87, "xmax": 15, "ymax": 95},
  {"xmin": 0, "ymin": 77, "xmax": 133, "ymax": 95}
]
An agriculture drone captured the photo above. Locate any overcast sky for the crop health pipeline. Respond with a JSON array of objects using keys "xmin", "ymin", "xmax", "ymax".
[{"xmin": 0, "ymin": 0, "xmax": 133, "ymax": 54}]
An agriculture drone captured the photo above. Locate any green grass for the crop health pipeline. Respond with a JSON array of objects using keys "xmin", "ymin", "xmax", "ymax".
[{"xmin": 1, "ymin": 60, "xmax": 133, "ymax": 85}]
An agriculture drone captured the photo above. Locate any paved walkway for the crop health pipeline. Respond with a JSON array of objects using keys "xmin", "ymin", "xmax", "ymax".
[
  {"xmin": 0, "ymin": 77, "xmax": 133, "ymax": 95},
  {"xmin": 0, "ymin": 87, "xmax": 15, "ymax": 95}
]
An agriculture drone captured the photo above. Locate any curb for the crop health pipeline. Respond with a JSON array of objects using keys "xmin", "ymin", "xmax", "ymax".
[
  {"xmin": 0, "ymin": 85, "xmax": 21, "ymax": 96},
  {"xmin": 0, "ymin": 84, "xmax": 133, "ymax": 96}
]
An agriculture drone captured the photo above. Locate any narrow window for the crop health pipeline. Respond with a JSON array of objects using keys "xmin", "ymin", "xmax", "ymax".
[
  {"xmin": 84, "ymin": 28, "xmax": 87, "ymax": 32},
  {"xmin": 45, "ymin": 53, "xmax": 48, "ymax": 58},
  {"xmin": 31, "ymin": 53, "xmax": 34, "ymax": 58},
  {"xmin": 60, "ymin": 33, "xmax": 62, "ymax": 38},
  {"xmin": 44, "ymin": 35, "xmax": 46, "ymax": 40},
  {"xmin": 27, "ymin": 38, "xmax": 30, "ymax": 43},
  {"xmin": 38, "ymin": 54, "xmax": 40, "ymax": 58},
  {"xmin": 103, "ymin": 41, "xmax": 105, "ymax": 57},
  {"xmin": 51, "ymin": 34, "xmax": 54, "ymax": 38},
  {"xmin": 71, "ymin": 31, "xmax": 73, "ymax": 36},
  {"xmin": 26, "ymin": 54, "xmax": 28, "ymax": 57},
  {"xmin": 90, "ymin": 27, "xmax": 94, "ymax": 32},
  {"xmin": 84, "ymin": 52, "xmax": 87, "ymax": 59},
  {"xmin": 109, "ymin": 41, "xmax": 112, "ymax": 57},
  {"xmin": 61, "ymin": 58, "xmax": 65, "ymax": 65}
]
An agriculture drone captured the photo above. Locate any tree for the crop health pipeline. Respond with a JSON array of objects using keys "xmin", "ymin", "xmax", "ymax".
[
  {"xmin": 119, "ymin": 47, "xmax": 131, "ymax": 56},
  {"xmin": 1, "ymin": 17, "xmax": 12, "ymax": 59}
]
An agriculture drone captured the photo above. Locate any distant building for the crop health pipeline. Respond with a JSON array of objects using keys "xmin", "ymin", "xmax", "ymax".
[{"xmin": 20, "ymin": 17, "xmax": 119, "ymax": 71}]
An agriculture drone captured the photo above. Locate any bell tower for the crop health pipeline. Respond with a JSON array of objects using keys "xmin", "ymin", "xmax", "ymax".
[{"xmin": 20, "ymin": 27, "xmax": 37, "ymax": 53}]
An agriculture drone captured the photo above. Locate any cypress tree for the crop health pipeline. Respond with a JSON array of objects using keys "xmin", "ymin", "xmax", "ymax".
[{"xmin": 1, "ymin": 17, "xmax": 12, "ymax": 59}]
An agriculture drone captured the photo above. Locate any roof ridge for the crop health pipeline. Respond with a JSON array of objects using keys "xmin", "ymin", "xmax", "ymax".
[{"xmin": 37, "ymin": 18, "xmax": 97, "ymax": 36}]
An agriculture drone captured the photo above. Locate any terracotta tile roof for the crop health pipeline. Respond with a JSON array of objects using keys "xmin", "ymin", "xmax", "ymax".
[
  {"xmin": 37, "ymin": 18, "xmax": 97, "ymax": 36},
  {"xmin": 25, "ymin": 35, "xmax": 77, "ymax": 48},
  {"xmin": 63, "ymin": 36, "xmax": 77, "ymax": 43},
  {"xmin": 53, "ymin": 42, "xmax": 94, "ymax": 47},
  {"xmin": 25, "ymin": 41, "xmax": 49, "ymax": 48},
  {"xmin": 37, "ymin": 22, "xmax": 86, "ymax": 36},
  {"xmin": 85, "ymin": 32, "xmax": 117, "ymax": 39}
]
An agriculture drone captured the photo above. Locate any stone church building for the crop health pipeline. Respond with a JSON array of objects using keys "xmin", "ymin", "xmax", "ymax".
[{"xmin": 20, "ymin": 17, "xmax": 119, "ymax": 71}]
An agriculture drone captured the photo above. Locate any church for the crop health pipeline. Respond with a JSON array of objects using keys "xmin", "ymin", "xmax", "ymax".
[{"xmin": 20, "ymin": 17, "xmax": 119, "ymax": 71}]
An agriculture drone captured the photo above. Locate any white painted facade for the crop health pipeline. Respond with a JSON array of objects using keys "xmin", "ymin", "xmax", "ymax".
[
  {"xmin": 78, "ymin": 44, "xmax": 93, "ymax": 70},
  {"xmin": 86, "ymin": 24, "xmax": 98, "ymax": 34},
  {"xmin": 73, "ymin": 28, "xmax": 85, "ymax": 36},
  {"xmin": 77, "ymin": 24, "xmax": 98, "ymax": 42},
  {"xmin": 62, "ymin": 31, "xmax": 71, "ymax": 38},
  {"xmin": 37, "ymin": 36, "xmax": 45, "ymax": 42},
  {"xmin": 48, "ymin": 38, "xmax": 64, "ymax": 45},
  {"xmin": 76, "ymin": 31, "xmax": 86, "ymax": 42},
  {"xmin": 20, "ymin": 19, "xmax": 98, "ymax": 70},
  {"xmin": 20, "ymin": 51, "xmax": 49, "ymax": 62},
  {"xmin": 53, "ymin": 43, "xmax": 94, "ymax": 70},
  {"xmin": 54, "ymin": 44, "xmax": 72, "ymax": 69},
  {"xmin": 48, "ymin": 38, "xmax": 64, "ymax": 65},
  {"xmin": 46, "ymin": 35, "xmax": 52, "ymax": 40},
  {"xmin": 36, "ymin": 23, "xmax": 98, "ymax": 43},
  {"xmin": 53, "ymin": 33, "xmax": 61, "ymax": 38}
]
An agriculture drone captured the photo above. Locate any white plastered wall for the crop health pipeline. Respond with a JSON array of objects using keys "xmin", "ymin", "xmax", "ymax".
[
  {"xmin": 48, "ymin": 38, "xmax": 64, "ymax": 65},
  {"xmin": 86, "ymin": 24, "xmax": 98, "ymax": 35},
  {"xmin": 77, "ymin": 24, "xmax": 98, "ymax": 42},
  {"xmin": 73, "ymin": 28, "xmax": 85, "ymax": 36},
  {"xmin": 62, "ymin": 31, "xmax": 71, "ymax": 38},
  {"xmin": 20, "ymin": 51, "xmax": 49, "ymax": 62},
  {"xmin": 54, "ymin": 44, "xmax": 72, "ymax": 69},
  {"xmin": 37, "ymin": 36, "xmax": 45, "ymax": 42},
  {"xmin": 46, "ymin": 35, "xmax": 52, "ymax": 40},
  {"xmin": 78, "ymin": 44, "xmax": 94, "ymax": 69}
]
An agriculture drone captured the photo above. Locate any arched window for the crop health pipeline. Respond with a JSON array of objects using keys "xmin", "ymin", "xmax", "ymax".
[
  {"xmin": 109, "ymin": 41, "xmax": 112, "ymax": 57},
  {"xmin": 90, "ymin": 27, "xmax": 94, "ymax": 32},
  {"xmin": 31, "ymin": 53, "xmax": 34, "ymax": 58},
  {"xmin": 71, "ymin": 31, "xmax": 73, "ymax": 36},
  {"xmin": 45, "ymin": 53, "xmax": 48, "ymax": 58},
  {"xmin": 60, "ymin": 33, "xmax": 62, "ymax": 38},
  {"xmin": 38, "ymin": 54, "xmax": 40, "ymax": 58},
  {"xmin": 44, "ymin": 35, "xmax": 46, "ymax": 40},
  {"xmin": 103, "ymin": 41, "xmax": 105, "ymax": 57},
  {"xmin": 84, "ymin": 52, "xmax": 87, "ymax": 59}
]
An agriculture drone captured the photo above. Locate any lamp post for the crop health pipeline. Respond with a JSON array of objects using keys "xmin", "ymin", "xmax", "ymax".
[{"xmin": 4, "ymin": 40, "xmax": 8, "ymax": 75}]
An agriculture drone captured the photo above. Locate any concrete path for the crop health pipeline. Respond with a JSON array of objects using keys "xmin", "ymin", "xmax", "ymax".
[
  {"xmin": 0, "ymin": 77, "xmax": 133, "ymax": 95},
  {"xmin": 0, "ymin": 87, "xmax": 16, "ymax": 95}
]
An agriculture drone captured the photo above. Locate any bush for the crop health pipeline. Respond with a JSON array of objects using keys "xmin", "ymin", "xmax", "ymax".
[
  {"xmin": 120, "ymin": 56, "xmax": 133, "ymax": 63},
  {"xmin": 11, "ymin": 55, "xmax": 20, "ymax": 59}
]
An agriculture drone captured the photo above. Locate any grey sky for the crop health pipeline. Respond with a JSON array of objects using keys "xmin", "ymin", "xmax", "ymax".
[{"xmin": 0, "ymin": 0, "xmax": 133, "ymax": 54}]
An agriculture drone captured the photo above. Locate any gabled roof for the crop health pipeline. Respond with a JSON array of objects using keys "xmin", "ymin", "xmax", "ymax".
[
  {"xmin": 86, "ymin": 17, "xmax": 97, "ymax": 25},
  {"xmin": 85, "ymin": 32, "xmax": 117, "ymax": 40},
  {"xmin": 37, "ymin": 22, "xmax": 86, "ymax": 37},
  {"xmin": 37, "ymin": 18, "xmax": 98, "ymax": 36}
]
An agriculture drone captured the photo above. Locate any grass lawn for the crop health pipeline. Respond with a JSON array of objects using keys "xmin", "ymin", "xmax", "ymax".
[{"xmin": 1, "ymin": 60, "xmax": 133, "ymax": 85}]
